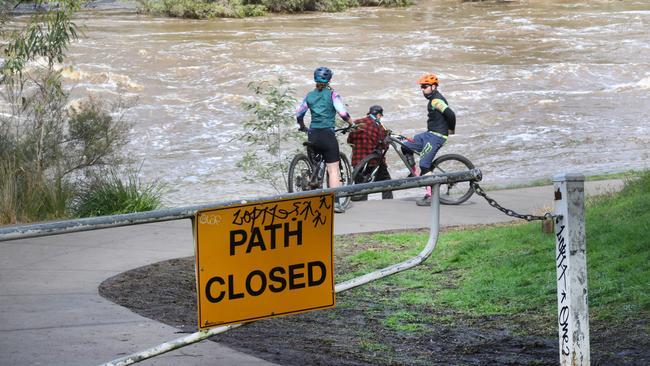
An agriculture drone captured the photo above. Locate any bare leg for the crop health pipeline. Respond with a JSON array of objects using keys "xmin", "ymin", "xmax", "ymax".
[
  {"xmin": 326, "ymin": 161, "xmax": 345, "ymax": 213},
  {"xmin": 326, "ymin": 162, "xmax": 341, "ymax": 188}
]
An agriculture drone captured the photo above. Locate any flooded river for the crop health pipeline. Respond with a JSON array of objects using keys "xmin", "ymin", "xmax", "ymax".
[{"xmin": 59, "ymin": 1, "xmax": 650, "ymax": 205}]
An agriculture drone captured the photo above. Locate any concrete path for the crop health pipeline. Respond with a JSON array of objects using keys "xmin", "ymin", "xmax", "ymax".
[{"xmin": 0, "ymin": 179, "xmax": 624, "ymax": 366}]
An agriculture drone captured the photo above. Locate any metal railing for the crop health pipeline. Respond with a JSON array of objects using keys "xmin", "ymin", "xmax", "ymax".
[
  {"xmin": 0, "ymin": 168, "xmax": 482, "ymax": 366},
  {"xmin": 0, "ymin": 169, "xmax": 481, "ymax": 242}
]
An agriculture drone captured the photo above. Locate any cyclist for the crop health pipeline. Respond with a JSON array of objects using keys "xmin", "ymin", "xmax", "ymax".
[
  {"xmin": 402, "ymin": 73, "xmax": 456, "ymax": 207},
  {"xmin": 347, "ymin": 105, "xmax": 393, "ymax": 201},
  {"xmin": 296, "ymin": 66, "xmax": 353, "ymax": 213}
]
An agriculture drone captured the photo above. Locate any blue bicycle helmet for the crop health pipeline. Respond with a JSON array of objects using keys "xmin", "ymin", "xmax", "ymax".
[{"xmin": 313, "ymin": 67, "xmax": 333, "ymax": 83}]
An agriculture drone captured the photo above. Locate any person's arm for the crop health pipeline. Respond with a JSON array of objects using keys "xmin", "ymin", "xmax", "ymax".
[
  {"xmin": 431, "ymin": 98, "xmax": 456, "ymax": 133},
  {"xmin": 347, "ymin": 119, "xmax": 364, "ymax": 146},
  {"xmin": 331, "ymin": 91, "xmax": 351, "ymax": 124},
  {"xmin": 443, "ymin": 107, "xmax": 456, "ymax": 133},
  {"xmin": 295, "ymin": 97, "xmax": 309, "ymax": 131}
]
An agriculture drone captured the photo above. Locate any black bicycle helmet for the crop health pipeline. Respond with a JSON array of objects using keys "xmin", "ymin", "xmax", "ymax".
[
  {"xmin": 367, "ymin": 105, "xmax": 384, "ymax": 116},
  {"xmin": 313, "ymin": 67, "xmax": 333, "ymax": 83}
]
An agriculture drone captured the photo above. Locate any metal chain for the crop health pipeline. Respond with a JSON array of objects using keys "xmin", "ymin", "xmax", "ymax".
[{"xmin": 470, "ymin": 181, "xmax": 555, "ymax": 222}]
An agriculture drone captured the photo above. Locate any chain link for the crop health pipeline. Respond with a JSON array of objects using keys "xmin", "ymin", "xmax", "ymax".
[{"xmin": 470, "ymin": 181, "xmax": 556, "ymax": 222}]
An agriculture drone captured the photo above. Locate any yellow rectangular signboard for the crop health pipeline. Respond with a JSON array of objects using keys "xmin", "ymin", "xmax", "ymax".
[{"xmin": 194, "ymin": 193, "xmax": 336, "ymax": 329}]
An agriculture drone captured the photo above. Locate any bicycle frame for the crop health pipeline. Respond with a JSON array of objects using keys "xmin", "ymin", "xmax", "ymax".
[
  {"xmin": 288, "ymin": 126, "xmax": 354, "ymax": 208},
  {"xmin": 305, "ymin": 146, "xmax": 327, "ymax": 189},
  {"xmin": 364, "ymin": 135, "xmax": 420, "ymax": 179},
  {"xmin": 387, "ymin": 136, "xmax": 420, "ymax": 176}
]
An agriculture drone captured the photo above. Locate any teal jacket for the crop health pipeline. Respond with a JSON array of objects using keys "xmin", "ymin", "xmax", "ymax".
[{"xmin": 296, "ymin": 87, "xmax": 350, "ymax": 129}]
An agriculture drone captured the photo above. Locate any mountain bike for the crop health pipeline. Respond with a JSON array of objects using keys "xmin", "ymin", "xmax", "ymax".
[
  {"xmin": 287, "ymin": 126, "xmax": 354, "ymax": 209},
  {"xmin": 351, "ymin": 131, "xmax": 475, "ymax": 205}
]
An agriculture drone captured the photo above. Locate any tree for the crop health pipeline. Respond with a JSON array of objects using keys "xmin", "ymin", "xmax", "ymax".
[
  {"xmin": 236, "ymin": 78, "xmax": 303, "ymax": 193},
  {"xmin": 0, "ymin": 1, "xmax": 148, "ymax": 224}
]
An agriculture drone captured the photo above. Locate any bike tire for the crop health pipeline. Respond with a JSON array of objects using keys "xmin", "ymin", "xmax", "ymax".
[
  {"xmin": 325, "ymin": 153, "xmax": 352, "ymax": 209},
  {"xmin": 431, "ymin": 153, "xmax": 475, "ymax": 205},
  {"xmin": 287, "ymin": 154, "xmax": 313, "ymax": 193},
  {"xmin": 350, "ymin": 153, "xmax": 383, "ymax": 201}
]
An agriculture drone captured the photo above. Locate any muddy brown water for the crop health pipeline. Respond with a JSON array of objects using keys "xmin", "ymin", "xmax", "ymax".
[{"xmin": 8, "ymin": 1, "xmax": 650, "ymax": 206}]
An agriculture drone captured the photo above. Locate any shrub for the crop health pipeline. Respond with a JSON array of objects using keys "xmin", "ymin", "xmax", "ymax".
[
  {"xmin": 71, "ymin": 167, "xmax": 162, "ymax": 217},
  {"xmin": 138, "ymin": 0, "xmax": 413, "ymax": 18},
  {"xmin": 235, "ymin": 78, "xmax": 303, "ymax": 193},
  {"xmin": 138, "ymin": 0, "xmax": 268, "ymax": 18}
]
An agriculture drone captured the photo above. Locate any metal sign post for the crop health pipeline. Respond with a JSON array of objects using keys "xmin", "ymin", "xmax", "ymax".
[{"xmin": 553, "ymin": 173, "xmax": 590, "ymax": 366}]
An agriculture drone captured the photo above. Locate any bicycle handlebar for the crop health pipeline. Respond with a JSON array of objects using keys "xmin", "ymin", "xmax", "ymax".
[
  {"xmin": 384, "ymin": 131, "xmax": 411, "ymax": 143},
  {"xmin": 335, "ymin": 124, "xmax": 359, "ymax": 134},
  {"xmin": 299, "ymin": 125, "xmax": 358, "ymax": 134}
]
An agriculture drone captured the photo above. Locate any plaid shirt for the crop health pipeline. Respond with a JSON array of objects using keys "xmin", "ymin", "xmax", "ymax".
[{"xmin": 347, "ymin": 115, "xmax": 388, "ymax": 166}]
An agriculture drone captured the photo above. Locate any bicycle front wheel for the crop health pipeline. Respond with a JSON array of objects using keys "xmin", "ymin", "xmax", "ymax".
[
  {"xmin": 431, "ymin": 154, "xmax": 475, "ymax": 205},
  {"xmin": 287, "ymin": 154, "xmax": 314, "ymax": 193},
  {"xmin": 338, "ymin": 153, "xmax": 352, "ymax": 209}
]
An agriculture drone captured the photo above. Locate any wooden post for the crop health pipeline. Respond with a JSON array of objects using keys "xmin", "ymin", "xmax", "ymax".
[{"xmin": 553, "ymin": 173, "xmax": 590, "ymax": 366}]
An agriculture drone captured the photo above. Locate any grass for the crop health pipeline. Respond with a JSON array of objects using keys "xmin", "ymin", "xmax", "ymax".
[
  {"xmin": 335, "ymin": 171, "xmax": 650, "ymax": 331},
  {"xmin": 71, "ymin": 167, "xmax": 163, "ymax": 217}
]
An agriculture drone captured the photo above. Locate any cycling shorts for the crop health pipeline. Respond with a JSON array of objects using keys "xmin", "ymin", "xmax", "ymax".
[{"xmin": 308, "ymin": 128, "xmax": 340, "ymax": 163}]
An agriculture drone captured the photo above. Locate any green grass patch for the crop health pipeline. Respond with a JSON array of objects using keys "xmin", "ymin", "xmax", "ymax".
[
  {"xmin": 335, "ymin": 171, "xmax": 650, "ymax": 327},
  {"xmin": 382, "ymin": 310, "xmax": 423, "ymax": 331}
]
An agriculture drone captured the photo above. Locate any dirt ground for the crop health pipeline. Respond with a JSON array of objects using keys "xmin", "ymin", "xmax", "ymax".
[{"xmin": 100, "ymin": 232, "xmax": 648, "ymax": 366}]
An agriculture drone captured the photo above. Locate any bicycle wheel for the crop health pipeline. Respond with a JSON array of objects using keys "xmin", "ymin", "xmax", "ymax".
[
  {"xmin": 350, "ymin": 153, "xmax": 383, "ymax": 201},
  {"xmin": 338, "ymin": 153, "xmax": 352, "ymax": 209},
  {"xmin": 325, "ymin": 153, "xmax": 352, "ymax": 209},
  {"xmin": 287, "ymin": 154, "xmax": 314, "ymax": 193},
  {"xmin": 431, "ymin": 154, "xmax": 475, "ymax": 205}
]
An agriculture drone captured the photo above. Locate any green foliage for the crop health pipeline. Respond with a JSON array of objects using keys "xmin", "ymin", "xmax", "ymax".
[
  {"xmin": 71, "ymin": 167, "xmax": 162, "ymax": 217},
  {"xmin": 138, "ymin": 0, "xmax": 412, "ymax": 18},
  {"xmin": 64, "ymin": 97, "xmax": 131, "ymax": 174},
  {"xmin": 0, "ymin": 156, "xmax": 72, "ymax": 224},
  {"xmin": 137, "ymin": 0, "xmax": 267, "ymax": 18},
  {"xmin": 235, "ymin": 78, "xmax": 302, "ymax": 193},
  {"xmin": 1, "ymin": 1, "xmax": 162, "ymax": 223},
  {"xmin": 2, "ymin": 1, "xmax": 82, "ymax": 76}
]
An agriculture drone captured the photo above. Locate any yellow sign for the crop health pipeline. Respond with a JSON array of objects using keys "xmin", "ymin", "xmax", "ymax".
[{"xmin": 194, "ymin": 193, "xmax": 336, "ymax": 329}]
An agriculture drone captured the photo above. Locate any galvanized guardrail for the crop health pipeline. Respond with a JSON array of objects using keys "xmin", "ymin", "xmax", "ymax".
[{"xmin": 0, "ymin": 169, "xmax": 481, "ymax": 242}]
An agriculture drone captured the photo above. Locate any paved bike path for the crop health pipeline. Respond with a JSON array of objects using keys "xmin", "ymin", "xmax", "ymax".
[{"xmin": 0, "ymin": 179, "xmax": 623, "ymax": 365}]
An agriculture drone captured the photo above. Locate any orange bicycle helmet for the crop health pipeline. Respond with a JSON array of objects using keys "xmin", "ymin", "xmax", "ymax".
[{"xmin": 417, "ymin": 73, "xmax": 439, "ymax": 86}]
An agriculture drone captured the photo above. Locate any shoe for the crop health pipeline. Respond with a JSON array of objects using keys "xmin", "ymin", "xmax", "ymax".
[
  {"xmin": 334, "ymin": 203, "xmax": 345, "ymax": 213},
  {"xmin": 416, "ymin": 195, "xmax": 432, "ymax": 207}
]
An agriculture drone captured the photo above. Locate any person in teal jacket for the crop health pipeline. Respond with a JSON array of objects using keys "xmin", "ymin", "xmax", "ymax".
[{"xmin": 296, "ymin": 66, "xmax": 352, "ymax": 213}]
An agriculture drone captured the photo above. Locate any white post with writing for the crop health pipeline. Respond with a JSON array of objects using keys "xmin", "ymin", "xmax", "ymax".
[{"xmin": 553, "ymin": 173, "xmax": 590, "ymax": 366}]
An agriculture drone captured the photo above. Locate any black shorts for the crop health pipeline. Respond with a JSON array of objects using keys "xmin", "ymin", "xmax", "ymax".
[{"xmin": 308, "ymin": 128, "xmax": 340, "ymax": 163}]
